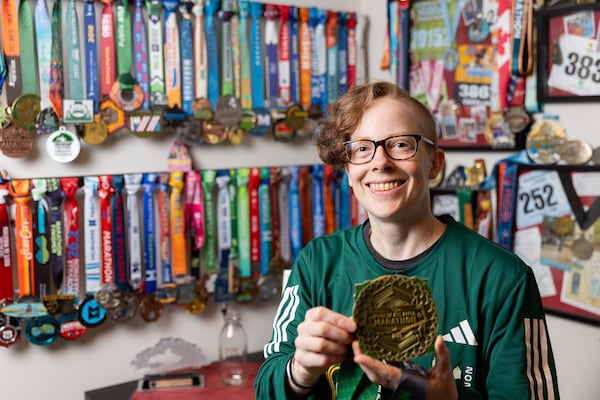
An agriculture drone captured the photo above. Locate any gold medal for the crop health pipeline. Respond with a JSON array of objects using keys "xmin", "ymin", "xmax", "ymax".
[
  {"xmin": 81, "ymin": 115, "xmax": 109, "ymax": 145},
  {"xmin": 11, "ymin": 94, "xmax": 41, "ymax": 130},
  {"xmin": 526, "ymin": 119, "xmax": 566, "ymax": 165},
  {"xmin": 201, "ymin": 120, "xmax": 227, "ymax": 144},
  {"xmin": 100, "ymin": 99, "xmax": 126, "ymax": 134},
  {"xmin": 228, "ymin": 126, "xmax": 245, "ymax": 144},
  {"xmin": 557, "ymin": 140, "xmax": 593, "ymax": 165},
  {"xmin": 353, "ymin": 275, "xmax": 438, "ymax": 362}
]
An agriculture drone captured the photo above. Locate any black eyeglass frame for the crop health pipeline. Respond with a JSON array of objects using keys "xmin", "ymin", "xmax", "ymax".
[{"xmin": 343, "ymin": 134, "xmax": 435, "ymax": 165}]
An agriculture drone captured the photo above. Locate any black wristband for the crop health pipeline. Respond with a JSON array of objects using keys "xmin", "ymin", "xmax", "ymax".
[
  {"xmin": 286, "ymin": 356, "xmax": 316, "ymax": 391},
  {"xmin": 390, "ymin": 361, "xmax": 429, "ymax": 400}
]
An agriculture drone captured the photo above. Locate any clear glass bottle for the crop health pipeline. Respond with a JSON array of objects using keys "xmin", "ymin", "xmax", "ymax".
[{"xmin": 219, "ymin": 309, "xmax": 248, "ymax": 386}]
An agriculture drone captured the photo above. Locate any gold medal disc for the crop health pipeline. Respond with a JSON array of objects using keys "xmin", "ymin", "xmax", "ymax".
[{"xmin": 82, "ymin": 115, "xmax": 109, "ymax": 145}]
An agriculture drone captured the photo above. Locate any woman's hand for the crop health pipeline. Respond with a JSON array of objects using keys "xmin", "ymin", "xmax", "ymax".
[
  {"xmin": 291, "ymin": 306, "xmax": 357, "ymax": 389},
  {"xmin": 352, "ymin": 335, "xmax": 458, "ymax": 400}
]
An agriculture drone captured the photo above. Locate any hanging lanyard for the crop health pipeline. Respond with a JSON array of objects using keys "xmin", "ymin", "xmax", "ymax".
[
  {"xmin": 100, "ymin": 0, "xmax": 117, "ymax": 98},
  {"xmin": 300, "ymin": 166, "xmax": 313, "ymax": 246},
  {"xmin": 326, "ymin": 11, "xmax": 338, "ymax": 106},
  {"xmin": 346, "ymin": 13, "xmax": 356, "ymax": 89},
  {"xmin": 215, "ymin": 170, "xmax": 236, "ymax": 302},
  {"xmin": 31, "ymin": 179, "xmax": 50, "ymax": 298},
  {"xmin": 278, "ymin": 5, "xmax": 291, "ymax": 104},
  {"xmin": 312, "ymin": 165, "xmax": 325, "ymax": 238},
  {"xmin": 308, "ymin": 8, "xmax": 322, "ymax": 116},
  {"xmin": 264, "ymin": 4, "xmax": 279, "ymax": 102},
  {"xmin": 45, "ymin": 178, "xmax": 64, "ymax": 292},
  {"xmin": 9, "ymin": 180, "xmax": 35, "ymax": 297},
  {"xmin": 169, "ymin": 171, "xmax": 188, "ymax": 279},
  {"xmin": 0, "ymin": 180, "xmax": 14, "ymax": 304},
  {"xmin": 97, "ymin": 175, "xmax": 119, "ymax": 308},
  {"xmin": 34, "ymin": 0, "xmax": 52, "ymax": 112},
  {"xmin": 18, "ymin": 0, "xmax": 36, "ymax": 96},
  {"xmin": 192, "ymin": 0, "xmax": 208, "ymax": 103},
  {"xmin": 315, "ymin": 9, "xmax": 327, "ymax": 114},
  {"xmin": 249, "ymin": 168, "xmax": 261, "ymax": 278},
  {"xmin": 49, "ymin": 0, "xmax": 64, "ymax": 120},
  {"xmin": 339, "ymin": 169, "xmax": 351, "ymax": 229},
  {"xmin": 298, "ymin": 8, "xmax": 311, "ymax": 110},
  {"xmin": 164, "ymin": 0, "xmax": 182, "ymax": 109},
  {"xmin": 236, "ymin": 168, "xmax": 251, "ymax": 279},
  {"xmin": 355, "ymin": 14, "xmax": 366, "ymax": 86},
  {"xmin": 66, "ymin": 0, "xmax": 83, "ymax": 100},
  {"xmin": 323, "ymin": 166, "xmax": 336, "ymax": 234},
  {"xmin": 269, "ymin": 167, "xmax": 282, "ymax": 261},
  {"xmin": 145, "ymin": 0, "xmax": 167, "ymax": 108},
  {"xmin": 249, "ymin": 1, "xmax": 264, "ymax": 108},
  {"xmin": 125, "ymin": 174, "xmax": 144, "ymax": 290},
  {"xmin": 185, "ymin": 170, "xmax": 204, "ymax": 250},
  {"xmin": 61, "ymin": 178, "xmax": 81, "ymax": 300},
  {"xmin": 220, "ymin": 0, "xmax": 235, "ymax": 97},
  {"xmin": 84, "ymin": 0, "xmax": 99, "ymax": 112},
  {"xmin": 142, "ymin": 173, "xmax": 158, "ymax": 295},
  {"xmin": 337, "ymin": 13, "xmax": 348, "ymax": 96},
  {"xmin": 278, "ymin": 167, "xmax": 291, "ymax": 264},
  {"xmin": 133, "ymin": 0, "xmax": 150, "ymax": 110},
  {"xmin": 180, "ymin": 0, "xmax": 195, "ymax": 115},
  {"xmin": 289, "ymin": 7, "xmax": 300, "ymax": 104},
  {"xmin": 258, "ymin": 168, "xmax": 272, "ymax": 277},
  {"xmin": 111, "ymin": 176, "xmax": 128, "ymax": 291},
  {"xmin": 231, "ymin": 0, "xmax": 241, "ymax": 99},
  {"xmin": 2, "ymin": 0, "xmax": 22, "ymax": 104},
  {"xmin": 289, "ymin": 167, "xmax": 302, "ymax": 262},
  {"xmin": 156, "ymin": 173, "xmax": 176, "ymax": 304},
  {"xmin": 511, "ymin": 0, "xmax": 533, "ymax": 77},
  {"xmin": 201, "ymin": 170, "xmax": 218, "ymax": 279},
  {"xmin": 205, "ymin": 0, "xmax": 220, "ymax": 109},
  {"xmin": 239, "ymin": 0, "xmax": 252, "ymax": 109},
  {"xmin": 388, "ymin": 1, "xmax": 399, "ymax": 86}
]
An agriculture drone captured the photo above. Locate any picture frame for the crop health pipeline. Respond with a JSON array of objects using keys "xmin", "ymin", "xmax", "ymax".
[{"xmin": 536, "ymin": 3, "xmax": 600, "ymax": 103}]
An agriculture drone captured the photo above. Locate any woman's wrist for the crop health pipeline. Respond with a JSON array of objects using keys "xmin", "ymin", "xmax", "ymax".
[{"xmin": 286, "ymin": 356, "xmax": 318, "ymax": 392}]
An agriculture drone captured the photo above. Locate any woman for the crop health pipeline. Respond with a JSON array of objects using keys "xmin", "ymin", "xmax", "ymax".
[{"xmin": 255, "ymin": 81, "xmax": 559, "ymax": 399}]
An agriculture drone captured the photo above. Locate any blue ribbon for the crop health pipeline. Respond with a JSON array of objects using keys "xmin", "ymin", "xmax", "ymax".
[
  {"xmin": 205, "ymin": 0, "xmax": 220, "ymax": 109},
  {"xmin": 289, "ymin": 167, "xmax": 302, "ymax": 261},
  {"xmin": 289, "ymin": 7, "xmax": 300, "ymax": 104},
  {"xmin": 312, "ymin": 165, "xmax": 325, "ymax": 238},
  {"xmin": 337, "ymin": 12, "xmax": 348, "ymax": 96},
  {"xmin": 142, "ymin": 173, "xmax": 158, "ymax": 294},
  {"xmin": 250, "ymin": 2, "xmax": 264, "ymax": 107},
  {"xmin": 180, "ymin": 1, "xmax": 195, "ymax": 115}
]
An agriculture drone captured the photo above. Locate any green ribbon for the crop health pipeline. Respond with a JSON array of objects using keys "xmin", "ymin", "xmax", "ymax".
[
  {"xmin": 66, "ymin": 0, "xmax": 83, "ymax": 98},
  {"xmin": 236, "ymin": 168, "xmax": 251, "ymax": 277},
  {"xmin": 115, "ymin": 0, "xmax": 134, "ymax": 90},
  {"xmin": 19, "ymin": 0, "xmax": 37, "ymax": 94},
  {"xmin": 201, "ymin": 170, "xmax": 217, "ymax": 274}
]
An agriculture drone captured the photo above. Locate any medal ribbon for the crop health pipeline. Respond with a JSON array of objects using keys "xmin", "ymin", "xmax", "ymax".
[
  {"xmin": 249, "ymin": 168, "xmax": 261, "ymax": 272},
  {"xmin": 180, "ymin": 0, "xmax": 195, "ymax": 115},
  {"xmin": 31, "ymin": 179, "xmax": 50, "ymax": 298},
  {"xmin": 142, "ymin": 174, "xmax": 159, "ymax": 294},
  {"xmin": 169, "ymin": 171, "xmax": 188, "ymax": 278},
  {"xmin": 35, "ymin": 0, "xmax": 52, "ymax": 110},
  {"xmin": 278, "ymin": 5, "xmax": 291, "ymax": 104},
  {"xmin": 289, "ymin": 167, "xmax": 302, "ymax": 262},
  {"xmin": 9, "ymin": 180, "xmax": 35, "ymax": 297},
  {"xmin": 496, "ymin": 161, "xmax": 518, "ymax": 250},
  {"xmin": 326, "ymin": 11, "xmax": 338, "ymax": 106},
  {"xmin": 0, "ymin": 180, "xmax": 14, "ymax": 303},
  {"xmin": 83, "ymin": 177, "xmax": 101, "ymax": 294},
  {"xmin": 312, "ymin": 165, "xmax": 325, "ymax": 238},
  {"xmin": 300, "ymin": 166, "xmax": 313, "ymax": 246},
  {"xmin": 398, "ymin": 0, "xmax": 409, "ymax": 89},
  {"xmin": 157, "ymin": 174, "xmax": 172, "ymax": 284},
  {"xmin": 125, "ymin": 174, "xmax": 143, "ymax": 289},
  {"xmin": 146, "ymin": 0, "xmax": 166, "ymax": 108},
  {"xmin": 355, "ymin": 14, "xmax": 366, "ymax": 85},
  {"xmin": 289, "ymin": 7, "xmax": 300, "ymax": 104},
  {"xmin": 45, "ymin": 178, "xmax": 65, "ymax": 292},
  {"xmin": 215, "ymin": 170, "xmax": 233, "ymax": 301},
  {"xmin": 100, "ymin": 0, "xmax": 116, "ymax": 97},
  {"xmin": 264, "ymin": 5, "xmax": 279, "ymax": 101},
  {"xmin": 511, "ymin": 0, "xmax": 533, "ymax": 76},
  {"xmin": 228, "ymin": 169, "xmax": 239, "ymax": 260},
  {"xmin": 2, "ymin": 0, "xmax": 22, "ymax": 104},
  {"xmin": 308, "ymin": 8, "xmax": 321, "ymax": 111},
  {"xmin": 278, "ymin": 168, "xmax": 291, "ymax": 263},
  {"xmin": 259, "ymin": 168, "xmax": 272, "ymax": 276},
  {"xmin": 337, "ymin": 12, "xmax": 348, "ymax": 96},
  {"xmin": 220, "ymin": 0, "xmax": 234, "ymax": 97},
  {"xmin": 236, "ymin": 169, "xmax": 251, "ymax": 278},
  {"xmin": 98, "ymin": 176, "xmax": 115, "ymax": 286},
  {"xmin": 388, "ymin": 1, "xmax": 398, "ymax": 86},
  {"xmin": 84, "ymin": 0, "xmax": 99, "ymax": 112},
  {"xmin": 339, "ymin": 169, "xmax": 351, "ymax": 229},
  {"xmin": 239, "ymin": 0, "xmax": 252, "ymax": 108},
  {"xmin": 299, "ymin": 8, "xmax": 311, "ymax": 110},
  {"xmin": 201, "ymin": 170, "xmax": 217, "ymax": 275},
  {"xmin": 346, "ymin": 13, "xmax": 356, "ymax": 89},
  {"xmin": 193, "ymin": 0, "xmax": 208, "ymax": 100},
  {"xmin": 315, "ymin": 9, "xmax": 327, "ymax": 113},
  {"xmin": 111, "ymin": 176, "xmax": 128, "ymax": 291},
  {"xmin": 18, "ymin": 0, "xmax": 36, "ymax": 95},
  {"xmin": 61, "ymin": 178, "xmax": 81, "ymax": 299},
  {"xmin": 185, "ymin": 170, "xmax": 205, "ymax": 250},
  {"xmin": 205, "ymin": 0, "xmax": 220, "ymax": 108},
  {"xmin": 324, "ymin": 166, "xmax": 336, "ymax": 234},
  {"xmin": 230, "ymin": 0, "xmax": 241, "ymax": 99},
  {"xmin": 164, "ymin": 0, "xmax": 182, "ymax": 108},
  {"xmin": 249, "ymin": 1, "xmax": 264, "ymax": 108},
  {"xmin": 66, "ymin": 0, "xmax": 83, "ymax": 99},
  {"xmin": 269, "ymin": 168, "xmax": 281, "ymax": 260},
  {"xmin": 133, "ymin": 0, "xmax": 150, "ymax": 110}
]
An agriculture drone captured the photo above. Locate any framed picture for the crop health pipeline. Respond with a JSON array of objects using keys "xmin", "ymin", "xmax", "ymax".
[{"xmin": 537, "ymin": 3, "xmax": 600, "ymax": 103}]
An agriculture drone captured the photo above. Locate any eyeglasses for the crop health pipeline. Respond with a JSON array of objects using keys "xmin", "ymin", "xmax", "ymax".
[{"xmin": 343, "ymin": 134, "xmax": 435, "ymax": 165}]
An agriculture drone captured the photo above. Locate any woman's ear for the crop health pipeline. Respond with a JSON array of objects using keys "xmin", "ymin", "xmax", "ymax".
[{"xmin": 429, "ymin": 148, "xmax": 445, "ymax": 180}]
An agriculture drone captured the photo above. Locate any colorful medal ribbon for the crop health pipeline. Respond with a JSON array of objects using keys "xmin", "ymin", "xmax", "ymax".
[
  {"xmin": 180, "ymin": 0, "xmax": 195, "ymax": 115},
  {"xmin": 323, "ymin": 165, "xmax": 336, "ymax": 234},
  {"xmin": 169, "ymin": 171, "xmax": 188, "ymax": 279},
  {"xmin": 205, "ymin": 0, "xmax": 220, "ymax": 109},
  {"xmin": 289, "ymin": 7, "xmax": 300, "ymax": 104},
  {"xmin": 337, "ymin": 12, "xmax": 348, "ymax": 96},
  {"xmin": 111, "ymin": 176, "xmax": 128, "ymax": 291},
  {"xmin": 18, "ymin": 0, "xmax": 37, "ymax": 95},
  {"xmin": 31, "ymin": 179, "xmax": 50, "ymax": 298},
  {"xmin": 259, "ymin": 168, "xmax": 272, "ymax": 277},
  {"xmin": 193, "ymin": 0, "xmax": 208, "ymax": 101},
  {"xmin": 355, "ymin": 14, "xmax": 366, "ymax": 86},
  {"xmin": 220, "ymin": 0, "xmax": 234, "ymax": 97},
  {"xmin": 491, "ymin": 0, "xmax": 510, "ymax": 112},
  {"xmin": 35, "ymin": 0, "xmax": 52, "ymax": 111},
  {"xmin": 398, "ymin": 0, "xmax": 409, "ymax": 89},
  {"xmin": 289, "ymin": 167, "xmax": 302, "ymax": 262},
  {"xmin": 61, "ymin": 178, "xmax": 81, "ymax": 300},
  {"xmin": 98, "ymin": 176, "xmax": 115, "ymax": 286},
  {"xmin": 511, "ymin": 0, "xmax": 533, "ymax": 77},
  {"xmin": 133, "ymin": 0, "xmax": 150, "ymax": 110},
  {"xmin": 298, "ymin": 8, "xmax": 311, "ymax": 110},
  {"xmin": 278, "ymin": 167, "xmax": 291, "ymax": 264},
  {"xmin": 2, "ymin": 0, "xmax": 22, "ymax": 103},
  {"xmin": 238, "ymin": 0, "xmax": 252, "ymax": 109},
  {"xmin": 66, "ymin": 0, "xmax": 83, "ymax": 100},
  {"xmin": 146, "ymin": 0, "xmax": 167, "ymax": 108},
  {"xmin": 339, "ymin": 169, "xmax": 352, "ymax": 229},
  {"xmin": 346, "ymin": 13, "xmax": 356, "ymax": 89},
  {"xmin": 227, "ymin": 169, "xmax": 239, "ymax": 276},
  {"xmin": 236, "ymin": 169, "xmax": 251, "ymax": 280},
  {"xmin": 248, "ymin": 168, "xmax": 261, "ymax": 278},
  {"xmin": 0, "ymin": 179, "xmax": 14, "ymax": 303},
  {"xmin": 45, "ymin": 178, "xmax": 64, "ymax": 292},
  {"xmin": 215, "ymin": 170, "xmax": 235, "ymax": 302},
  {"xmin": 299, "ymin": 166, "xmax": 313, "ymax": 246},
  {"xmin": 83, "ymin": 177, "xmax": 101, "ymax": 294},
  {"xmin": 269, "ymin": 168, "xmax": 282, "ymax": 261},
  {"xmin": 142, "ymin": 174, "xmax": 159, "ymax": 294},
  {"xmin": 84, "ymin": 0, "xmax": 99, "ymax": 112},
  {"xmin": 9, "ymin": 179, "xmax": 35, "ymax": 297},
  {"xmin": 164, "ymin": 0, "xmax": 182, "ymax": 108},
  {"xmin": 264, "ymin": 4, "xmax": 279, "ymax": 102},
  {"xmin": 326, "ymin": 11, "xmax": 338, "ymax": 106},
  {"xmin": 49, "ymin": 0, "xmax": 64, "ymax": 119},
  {"xmin": 249, "ymin": 1, "xmax": 264, "ymax": 108},
  {"xmin": 198, "ymin": 172, "xmax": 215, "ymax": 280},
  {"xmin": 185, "ymin": 170, "xmax": 205, "ymax": 250},
  {"xmin": 388, "ymin": 1, "xmax": 399, "ymax": 86},
  {"xmin": 278, "ymin": 5, "xmax": 291, "ymax": 104},
  {"xmin": 100, "ymin": 0, "xmax": 117, "ymax": 98},
  {"xmin": 308, "ymin": 8, "xmax": 322, "ymax": 114},
  {"xmin": 315, "ymin": 9, "xmax": 328, "ymax": 114},
  {"xmin": 125, "ymin": 174, "xmax": 144, "ymax": 290},
  {"xmin": 230, "ymin": 0, "xmax": 241, "ymax": 98},
  {"xmin": 312, "ymin": 165, "xmax": 325, "ymax": 238},
  {"xmin": 157, "ymin": 174, "xmax": 173, "ymax": 286},
  {"xmin": 496, "ymin": 161, "xmax": 518, "ymax": 250}
]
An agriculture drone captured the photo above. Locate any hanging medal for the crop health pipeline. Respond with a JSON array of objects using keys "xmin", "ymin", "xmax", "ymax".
[
  {"xmin": 200, "ymin": 170, "xmax": 218, "ymax": 293},
  {"xmin": 285, "ymin": 7, "xmax": 310, "ymax": 139},
  {"xmin": 184, "ymin": 170, "xmax": 207, "ymax": 314},
  {"xmin": 155, "ymin": 173, "xmax": 178, "ymax": 304},
  {"xmin": 2, "ymin": 0, "xmax": 23, "ymax": 104},
  {"xmin": 257, "ymin": 167, "xmax": 280, "ymax": 301},
  {"xmin": 278, "ymin": 167, "xmax": 292, "ymax": 265},
  {"xmin": 237, "ymin": 0, "xmax": 256, "ymax": 135},
  {"xmin": 235, "ymin": 168, "xmax": 256, "ymax": 303},
  {"xmin": 214, "ymin": 170, "xmax": 238, "ymax": 302},
  {"xmin": 272, "ymin": 5, "xmax": 295, "ymax": 142},
  {"xmin": 226, "ymin": 169, "xmax": 242, "ymax": 296},
  {"xmin": 248, "ymin": 2, "xmax": 272, "ymax": 137},
  {"xmin": 248, "ymin": 168, "xmax": 261, "ymax": 282},
  {"xmin": 346, "ymin": 13, "xmax": 357, "ymax": 90},
  {"xmin": 191, "ymin": 0, "xmax": 213, "ymax": 122},
  {"xmin": 145, "ymin": 0, "xmax": 167, "ymax": 109}
]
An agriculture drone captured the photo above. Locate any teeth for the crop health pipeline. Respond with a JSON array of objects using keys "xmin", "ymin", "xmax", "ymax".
[{"xmin": 370, "ymin": 181, "xmax": 400, "ymax": 191}]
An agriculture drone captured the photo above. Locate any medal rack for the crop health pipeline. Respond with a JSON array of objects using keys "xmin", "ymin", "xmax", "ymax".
[
  {"xmin": 0, "ymin": 164, "xmax": 363, "ymax": 347},
  {"xmin": 0, "ymin": 1, "xmax": 367, "ymax": 163}
]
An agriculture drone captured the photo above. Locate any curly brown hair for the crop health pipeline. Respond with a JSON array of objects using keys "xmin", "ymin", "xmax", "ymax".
[{"xmin": 317, "ymin": 81, "xmax": 438, "ymax": 167}]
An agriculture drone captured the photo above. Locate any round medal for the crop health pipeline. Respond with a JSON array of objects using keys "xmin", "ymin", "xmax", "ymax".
[
  {"xmin": 95, "ymin": 282, "xmax": 123, "ymax": 309},
  {"xmin": 25, "ymin": 315, "xmax": 60, "ymax": 346},
  {"xmin": 201, "ymin": 120, "xmax": 227, "ymax": 144},
  {"xmin": 591, "ymin": 146, "xmax": 600, "ymax": 165},
  {"xmin": 571, "ymin": 237, "xmax": 594, "ymax": 261},
  {"xmin": 36, "ymin": 107, "xmax": 60, "ymax": 135},
  {"xmin": 353, "ymin": 275, "xmax": 438, "ymax": 362},
  {"xmin": 100, "ymin": 99, "xmax": 127, "ymax": 134},
  {"xmin": 46, "ymin": 126, "xmax": 81, "ymax": 163},
  {"xmin": 156, "ymin": 283, "xmax": 179, "ymax": 304},
  {"xmin": 191, "ymin": 98, "xmax": 214, "ymax": 120},
  {"xmin": 78, "ymin": 295, "xmax": 107, "ymax": 327},
  {"xmin": 108, "ymin": 291, "xmax": 139, "ymax": 322},
  {"xmin": 0, "ymin": 314, "xmax": 21, "ymax": 348},
  {"xmin": 0, "ymin": 124, "xmax": 34, "ymax": 158},
  {"xmin": 235, "ymin": 277, "xmax": 258, "ymax": 303},
  {"xmin": 557, "ymin": 140, "xmax": 593, "ymax": 165},
  {"xmin": 82, "ymin": 115, "xmax": 109, "ymax": 145},
  {"xmin": 239, "ymin": 109, "xmax": 257, "ymax": 131},
  {"xmin": 110, "ymin": 79, "xmax": 145, "ymax": 112},
  {"xmin": 248, "ymin": 108, "xmax": 273, "ymax": 136},
  {"xmin": 215, "ymin": 95, "xmax": 243, "ymax": 128},
  {"xmin": 526, "ymin": 119, "xmax": 566, "ymax": 165},
  {"xmin": 468, "ymin": 20, "xmax": 490, "ymax": 42},
  {"xmin": 59, "ymin": 313, "xmax": 87, "ymax": 340},
  {"xmin": 257, "ymin": 274, "xmax": 280, "ymax": 302},
  {"xmin": 443, "ymin": 49, "xmax": 459, "ymax": 71},
  {"xmin": 285, "ymin": 104, "xmax": 309, "ymax": 130},
  {"xmin": 228, "ymin": 126, "xmax": 245, "ymax": 144},
  {"xmin": 504, "ymin": 107, "xmax": 531, "ymax": 133},
  {"xmin": 139, "ymin": 293, "xmax": 163, "ymax": 322},
  {"xmin": 0, "ymin": 105, "xmax": 11, "ymax": 129},
  {"xmin": 11, "ymin": 94, "xmax": 41, "ymax": 130}
]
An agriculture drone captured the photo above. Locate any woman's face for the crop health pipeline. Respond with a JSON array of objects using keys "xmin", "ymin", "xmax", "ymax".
[{"xmin": 344, "ymin": 97, "xmax": 443, "ymax": 223}]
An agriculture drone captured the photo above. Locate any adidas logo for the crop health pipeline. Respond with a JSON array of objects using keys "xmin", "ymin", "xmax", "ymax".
[{"xmin": 442, "ymin": 319, "xmax": 478, "ymax": 346}]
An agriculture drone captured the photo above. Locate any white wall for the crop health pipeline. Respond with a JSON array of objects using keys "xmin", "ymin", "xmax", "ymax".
[{"xmin": 1, "ymin": 1, "xmax": 599, "ymax": 399}]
